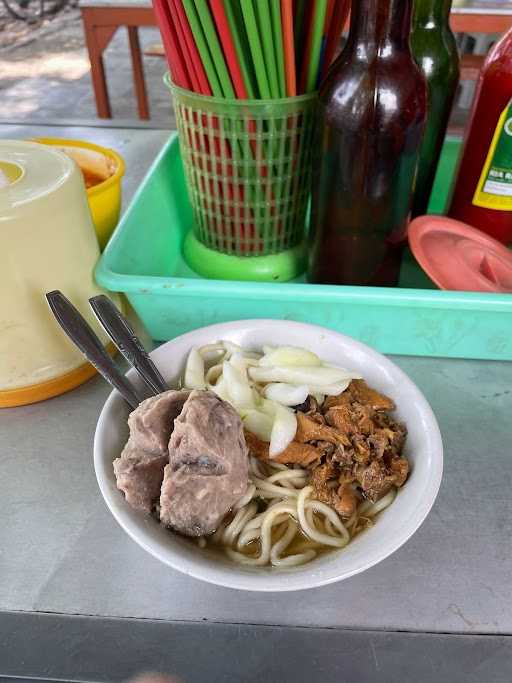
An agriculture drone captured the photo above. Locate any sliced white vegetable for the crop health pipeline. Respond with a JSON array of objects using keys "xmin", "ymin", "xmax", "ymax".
[
  {"xmin": 258, "ymin": 397, "xmax": 279, "ymax": 417},
  {"xmin": 263, "ymin": 383, "xmax": 309, "ymax": 406},
  {"xmin": 269, "ymin": 405, "xmax": 297, "ymax": 458},
  {"xmin": 306, "ymin": 380, "xmax": 351, "ymax": 396},
  {"xmin": 222, "ymin": 340, "xmax": 260, "ymax": 360},
  {"xmin": 205, "ymin": 363, "xmax": 223, "ymax": 384},
  {"xmin": 184, "ymin": 347, "xmax": 206, "ymax": 390},
  {"xmin": 259, "ymin": 346, "xmax": 321, "ymax": 367},
  {"xmin": 198, "ymin": 342, "xmax": 225, "ymax": 355},
  {"xmin": 221, "ymin": 340, "xmax": 244, "ymax": 358},
  {"xmin": 325, "ymin": 364, "xmax": 363, "ymax": 378},
  {"xmin": 229, "ymin": 352, "xmax": 259, "ymax": 372},
  {"xmin": 222, "ymin": 361, "xmax": 254, "ymax": 408},
  {"xmin": 249, "ymin": 365, "xmax": 357, "ymax": 386},
  {"xmin": 209, "ymin": 377, "xmax": 231, "ymax": 403},
  {"xmin": 243, "ymin": 410, "xmax": 274, "ymax": 441}
]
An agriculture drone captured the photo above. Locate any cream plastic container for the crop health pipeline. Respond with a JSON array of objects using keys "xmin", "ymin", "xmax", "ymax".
[{"xmin": 0, "ymin": 140, "xmax": 113, "ymax": 407}]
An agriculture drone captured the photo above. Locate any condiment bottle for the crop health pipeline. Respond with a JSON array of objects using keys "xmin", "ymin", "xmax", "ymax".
[
  {"xmin": 411, "ymin": 0, "xmax": 460, "ymax": 216},
  {"xmin": 449, "ymin": 27, "xmax": 512, "ymax": 244},
  {"xmin": 308, "ymin": 0, "xmax": 427, "ymax": 287}
]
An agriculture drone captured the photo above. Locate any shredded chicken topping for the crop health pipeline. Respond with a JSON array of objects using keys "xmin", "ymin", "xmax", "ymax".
[{"xmin": 245, "ymin": 379, "xmax": 409, "ymax": 516}]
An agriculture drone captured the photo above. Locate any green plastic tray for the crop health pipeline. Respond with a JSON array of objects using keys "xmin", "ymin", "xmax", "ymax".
[{"xmin": 96, "ymin": 134, "xmax": 512, "ymax": 360}]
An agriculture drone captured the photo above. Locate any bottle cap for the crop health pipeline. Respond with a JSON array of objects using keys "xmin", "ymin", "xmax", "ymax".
[{"xmin": 409, "ymin": 215, "xmax": 512, "ymax": 293}]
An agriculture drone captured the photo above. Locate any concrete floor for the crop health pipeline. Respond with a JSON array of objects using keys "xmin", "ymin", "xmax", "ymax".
[{"xmin": 0, "ymin": 8, "xmax": 175, "ymax": 125}]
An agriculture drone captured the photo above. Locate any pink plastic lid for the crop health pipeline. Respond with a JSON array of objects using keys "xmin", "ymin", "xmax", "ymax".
[{"xmin": 408, "ymin": 216, "xmax": 512, "ymax": 293}]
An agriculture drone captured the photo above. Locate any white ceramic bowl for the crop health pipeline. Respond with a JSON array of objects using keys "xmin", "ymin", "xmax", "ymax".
[{"xmin": 94, "ymin": 320, "xmax": 443, "ymax": 592}]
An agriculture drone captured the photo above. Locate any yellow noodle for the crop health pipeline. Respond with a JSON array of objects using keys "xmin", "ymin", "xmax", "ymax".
[
  {"xmin": 222, "ymin": 502, "xmax": 258, "ymax": 546},
  {"xmin": 204, "ymin": 457, "xmax": 398, "ymax": 567},
  {"xmin": 267, "ymin": 469, "xmax": 308, "ymax": 483},
  {"xmin": 226, "ymin": 502, "xmax": 297, "ymax": 566},
  {"xmin": 253, "ymin": 476, "xmax": 300, "ymax": 499},
  {"xmin": 297, "ymin": 487, "xmax": 349, "ymax": 548},
  {"xmin": 233, "ymin": 483, "xmax": 257, "ymax": 511}
]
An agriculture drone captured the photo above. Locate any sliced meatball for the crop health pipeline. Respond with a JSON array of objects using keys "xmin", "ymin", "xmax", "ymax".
[
  {"xmin": 113, "ymin": 389, "xmax": 190, "ymax": 512},
  {"xmin": 113, "ymin": 444, "xmax": 168, "ymax": 513},
  {"xmin": 128, "ymin": 390, "xmax": 190, "ymax": 455},
  {"xmin": 160, "ymin": 391, "xmax": 249, "ymax": 537}
]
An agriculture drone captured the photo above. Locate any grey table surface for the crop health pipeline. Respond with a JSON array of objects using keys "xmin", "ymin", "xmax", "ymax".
[{"xmin": 1, "ymin": 123, "xmax": 512, "ymax": 682}]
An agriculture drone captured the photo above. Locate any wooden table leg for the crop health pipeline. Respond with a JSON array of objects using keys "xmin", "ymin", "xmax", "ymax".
[
  {"xmin": 82, "ymin": 12, "xmax": 117, "ymax": 119},
  {"xmin": 88, "ymin": 41, "xmax": 111, "ymax": 118},
  {"xmin": 127, "ymin": 26, "xmax": 150, "ymax": 120}
]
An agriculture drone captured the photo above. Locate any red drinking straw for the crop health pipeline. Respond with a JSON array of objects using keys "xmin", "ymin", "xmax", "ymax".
[
  {"xmin": 170, "ymin": 0, "xmax": 212, "ymax": 94},
  {"xmin": 210, "ymin": 0, "xmax": 275, "ymax": 245},
  {"xmin": 209, "ymin": 0, "xmax": 273, "ymax": 181},
  {"xmin": 209, "ymin": 0, "xmax": 248, "ymax": 99},
  {"xmin": 322, "ymin": 0, "xmax": 350, "ymax": 79},
  {"xmin": 168, "ymin": 0, "xmax": 202, "ymax": 92},
  {"xmin": 281, "ymin": 0, "xmax": 296, "ymax": 96},
  {"xmin": 324, "ymin": 0, "xmax": 335, "ymax": 37},
  {"xmin": 152, "ymin": 0, "xmax": 190, "ymax": 89},
  {"xmin": 167, "ymin": 0, "xmax": 233, "ymax": 232}
]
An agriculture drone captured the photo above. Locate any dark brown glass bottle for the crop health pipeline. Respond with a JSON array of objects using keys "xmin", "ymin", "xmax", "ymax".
[{"xmin": 308, "ymin": 0, "xmax": 427, "ymax": 287}]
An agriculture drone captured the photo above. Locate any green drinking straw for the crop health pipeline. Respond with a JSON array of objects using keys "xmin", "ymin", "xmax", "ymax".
[
  {"xmin": 193, "ymin": 0, "xmax": 234, "ymax": 98},
  {"xmin": 306, "ymin": 0, "xmax": 329, "ymax": 93},
  {"xmin": 224, "ymin": 0, "xmax": 256, "ymax": 98},
  {"xmin": 239, "ymin": 0, "xmax": 271, "ymax": 99},
  {"xmin": 270, "ymin": 0, "xmax": 286, "ymax": 98},
  {"xmin": 182, "ymin": 0, "xmax": 222, "ymax": 96},
  {"xmin": 254, "ymin": 0, "xmax": 280, "ymax": 99},
  {"xmin": 204, "ymin": 2, "xmax": 270, "ymax": 232}
]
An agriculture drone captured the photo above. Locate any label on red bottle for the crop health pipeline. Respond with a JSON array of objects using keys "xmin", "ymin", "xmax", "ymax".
[{"xmin": 472, "ymin": 99, "xmax": 512, "ymax": 211}]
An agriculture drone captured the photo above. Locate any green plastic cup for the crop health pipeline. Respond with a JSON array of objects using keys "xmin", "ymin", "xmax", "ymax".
[{"xmin": 166, "ymin": 76, "xmax": 317, "ymax": 277}]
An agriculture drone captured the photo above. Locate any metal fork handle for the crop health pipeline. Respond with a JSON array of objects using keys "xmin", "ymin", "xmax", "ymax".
[
  {"xmin": 45, "ymin": 291, "xmax": 142, "ymax": 409},
  {"xmin": 89, "ymin": 295, "xmax": 168, "ymax": 395}
]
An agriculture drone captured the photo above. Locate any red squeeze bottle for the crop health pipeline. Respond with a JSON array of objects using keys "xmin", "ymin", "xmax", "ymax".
[{"xmin": 449, "ymin": 28, "xmax": 512, "ymax": 245}]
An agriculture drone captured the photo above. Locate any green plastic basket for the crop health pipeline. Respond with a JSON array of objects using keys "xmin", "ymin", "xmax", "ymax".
[
  {"xmin": 95, "ymin": 135, "xmax": 512, "ymax": 361},
  {"xmin": 167, "ymin": 77, "xmax": 317, "ymax": 277}
]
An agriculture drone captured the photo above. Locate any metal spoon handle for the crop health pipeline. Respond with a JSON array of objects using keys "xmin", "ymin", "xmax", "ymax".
[
  {"xmin": 46, "ymin": 291, "xmax": 142, "ymax": 409},
  {"xmin": 89, "ymin": 294, "xmax": 168, "ymax": 395}
]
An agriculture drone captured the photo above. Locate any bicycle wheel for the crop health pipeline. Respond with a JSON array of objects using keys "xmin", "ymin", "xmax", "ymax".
[
  {"xmin": 1, "ymin": 0, "xmax": 69, "ymax": 20},
  {"xmin": 2, "ymin": 0, "xmax": 44, "ymax": 21},
  {"xmin": 43, "ymin": 0, "xmax": 69, "ymax": 15}
]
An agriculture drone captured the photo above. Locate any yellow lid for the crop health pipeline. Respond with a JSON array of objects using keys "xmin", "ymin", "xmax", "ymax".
[{"xmin": 0, "ymin": 342, "xmax": 116, "ymax": 408}]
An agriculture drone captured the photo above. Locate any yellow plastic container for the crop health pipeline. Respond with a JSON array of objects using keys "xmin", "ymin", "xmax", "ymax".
[{"xmin": 33, "ymin": 137, "xmax": 125, "ymax": 250}]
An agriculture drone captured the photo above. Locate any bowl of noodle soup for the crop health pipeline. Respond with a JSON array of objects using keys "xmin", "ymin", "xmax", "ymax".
[{"xmin": 94, "ymin": 320, "xmax": 443, "ymax": 592}]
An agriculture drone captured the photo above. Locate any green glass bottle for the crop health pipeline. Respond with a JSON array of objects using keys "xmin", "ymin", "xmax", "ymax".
[{"xmin": 411, "ymin": 0, "xmax": 459, "ymax": 216}]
